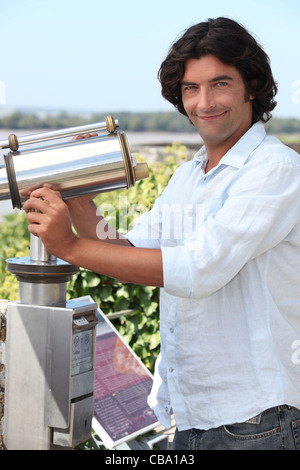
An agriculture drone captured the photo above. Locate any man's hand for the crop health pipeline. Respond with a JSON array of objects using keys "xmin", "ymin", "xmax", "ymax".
[{"xmin": 23, "ymin": 187, "xmax": 78, "ymax": 258}]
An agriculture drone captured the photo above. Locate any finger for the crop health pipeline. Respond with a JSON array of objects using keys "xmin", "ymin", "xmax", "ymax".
[
  {"xmin": 27, "ymin": 221, "xmax": 48, "ymax": 239},
  {"xmin": 27, "ymin": 186, "xmax": 62, "ymax": 203},
  {"xmin": 71, "ymin": 132, "xmax": 98, "ymax": 140},
  {"xmin": 23, "ymin": 192, "xmax": 53, "ymax": 213},
  {"xmin": 41, "ymin": 183, "xmax": 60, "ymax": 191},
  {"xmin": 27, "ymin": 223, "xmax": 40, "ymax": 237},
  {"xmin": 26, "ymin": 211, "xmax": 43, "ymax": 225},
  {"xmin": 21, "ymin": 182, "xmax": 62, "ymax": 198},
  {"xmin": 24, "ymin": 198, "xmax": 49, "ymax": 215}
]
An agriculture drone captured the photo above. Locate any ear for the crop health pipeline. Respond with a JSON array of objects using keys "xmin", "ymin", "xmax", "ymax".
[{"xmin": 249, "ymin": 79, "xmax": 258, "ymax": 100}]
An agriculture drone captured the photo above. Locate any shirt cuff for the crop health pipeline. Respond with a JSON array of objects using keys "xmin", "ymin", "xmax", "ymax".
[
  {"xmin": 126, "ymin": 226, "xmax": 162, "ymax": 249},
  {"xmin": 161, "ymin": 246, "xmax": 192, "ymax": 298}
]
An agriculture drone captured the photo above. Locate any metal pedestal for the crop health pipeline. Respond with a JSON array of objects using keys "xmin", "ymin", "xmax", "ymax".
[{"xmin": 3, "ymin": 236, "xmax": 98, "ymax": 450}]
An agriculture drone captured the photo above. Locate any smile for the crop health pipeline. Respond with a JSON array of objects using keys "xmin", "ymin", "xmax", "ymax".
[{"xmin": 195, "ymin": 111, "xmax": 228, "ymax": 121}]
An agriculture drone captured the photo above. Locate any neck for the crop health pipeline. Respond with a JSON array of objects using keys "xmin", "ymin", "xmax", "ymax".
[
  {"xmin": 204, "ymin": 152, "xmax": 220, "ymax": 173},
  {"xmin": 204, "ymin": 122, "xmax": 253, "ymax": 173},
  {"xmin": 204, "ymin": 145, "xmax": 229, "ymax": 173}
]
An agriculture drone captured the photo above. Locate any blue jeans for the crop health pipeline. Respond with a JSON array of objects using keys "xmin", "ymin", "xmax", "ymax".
[{"xmin": 173, "ymin": 405, "xmax": 300, "ymax": 450}]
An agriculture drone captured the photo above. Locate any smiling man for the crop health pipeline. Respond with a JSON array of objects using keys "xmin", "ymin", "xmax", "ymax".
[{"xmin": 24, "ymin": 17, "xmax": 300, "ymax": 450}]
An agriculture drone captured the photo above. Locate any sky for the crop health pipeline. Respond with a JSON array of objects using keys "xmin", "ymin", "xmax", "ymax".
[{"xmin": 0, "ymin": 0, "xmax": 299, "ymax": 118}]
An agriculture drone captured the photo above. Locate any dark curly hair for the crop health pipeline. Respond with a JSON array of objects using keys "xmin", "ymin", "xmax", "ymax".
[{"xmin": 158, "ymin": 17, "xmax": 277, "ymax": 124}]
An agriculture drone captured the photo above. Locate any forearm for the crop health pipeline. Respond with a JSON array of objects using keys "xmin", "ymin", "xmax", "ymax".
[
  {"xmin": 63, "ymin": 237, "xmax": 163, "ymax": 287},
  {"xmin": 66, "ymin": 198, "xmax": 128, "ymax": 245},
  {"xmin": 23, "ymin": 187, "xmax": 158, "ymax": 283}
]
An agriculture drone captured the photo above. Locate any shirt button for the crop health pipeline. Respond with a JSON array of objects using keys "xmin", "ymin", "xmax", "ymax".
[
  {"xmin": 170, "ymin": 327, "xmax": 174, "ymax": 333},
  {"xmin": 169, "ymin": 367, "xmax": 174, "ymax": 373}
]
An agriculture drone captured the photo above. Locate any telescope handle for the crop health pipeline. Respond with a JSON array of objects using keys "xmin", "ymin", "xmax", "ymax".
[{"xmin": 0, "ymin": 115, "xmax": 119, "ymax": 151}]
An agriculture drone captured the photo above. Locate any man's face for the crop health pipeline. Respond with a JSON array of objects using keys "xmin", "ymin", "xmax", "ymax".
[{"xmin": 181, "ymin": 55, "xmax": 254, "ymax": 155}]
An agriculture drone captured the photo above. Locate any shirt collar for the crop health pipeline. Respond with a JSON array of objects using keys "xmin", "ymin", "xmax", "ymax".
[{"xmin": 194, "ymin": 122, "xmax": 266, "ymax": 171}]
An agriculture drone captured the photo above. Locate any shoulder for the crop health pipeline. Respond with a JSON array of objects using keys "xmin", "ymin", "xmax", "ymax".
[
  {"xmin": 252, "ymin": 134, "xmax": 300, "ymax": 167},
  {"xmin": 228, "ymin": 135, "xmax": 300, "ymax": 196}
]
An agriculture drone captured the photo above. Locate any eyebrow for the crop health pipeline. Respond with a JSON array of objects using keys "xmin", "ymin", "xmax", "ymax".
[
  {"xmin": 181, "ymin": 75, "xmax": 234, "ymax": 87},
  {"xmin": 209, "ymin": 75, "xmax": 233, "ymax": 83},
  {"xmin": 180, "ymin": 80, "xmax": 197, "ymax": 87}
]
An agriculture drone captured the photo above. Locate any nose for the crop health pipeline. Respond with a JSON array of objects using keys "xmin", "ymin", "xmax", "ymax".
[{"xmin": 195, "ymin": 87, "xmax": 216, "ymax": 113}]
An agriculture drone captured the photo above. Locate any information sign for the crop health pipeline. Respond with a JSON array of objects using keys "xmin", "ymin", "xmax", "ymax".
[{"xmin": 92, "ymin": 309, "xmax": 159, "ymax": 449}]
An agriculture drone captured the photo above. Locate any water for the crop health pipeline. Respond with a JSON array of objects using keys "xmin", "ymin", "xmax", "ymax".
[{"xmin": 0, "ymin": 128, "xmax": 201, "ymax": 220}]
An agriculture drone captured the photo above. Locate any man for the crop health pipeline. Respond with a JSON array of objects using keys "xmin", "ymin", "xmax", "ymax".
[{"xmin": 24, "ymin": 17, "xmax": 300, "ymax": 450}]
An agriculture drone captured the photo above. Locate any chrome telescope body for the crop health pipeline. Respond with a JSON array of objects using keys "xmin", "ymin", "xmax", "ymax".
[{"xmin": 0, "ymin": 116, "xmax": 149, "ymax": 209}]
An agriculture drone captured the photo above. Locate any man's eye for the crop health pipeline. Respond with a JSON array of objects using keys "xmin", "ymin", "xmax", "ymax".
[
  {"xmin": 183, "ymin": 85, "xmax": 197, "ymax": 92},
  {"xmin": 216, "ymin": 82, "xmax": 228, "ymax": 87}
]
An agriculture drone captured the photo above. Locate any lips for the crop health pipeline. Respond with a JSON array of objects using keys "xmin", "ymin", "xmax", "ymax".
[{"xmin": 193, "ymin": 111, "xmax": 228, "ymax": 121}]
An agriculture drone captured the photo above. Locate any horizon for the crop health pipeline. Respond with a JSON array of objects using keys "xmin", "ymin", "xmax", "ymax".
[{"xmin": 0, "ymin": 107, "xmax": 300, "ymax": 122}]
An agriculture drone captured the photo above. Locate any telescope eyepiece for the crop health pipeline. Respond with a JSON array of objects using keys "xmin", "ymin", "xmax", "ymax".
[{"xmin": 8, "ymin": 134, "xmax": 19, "ymax": 151}]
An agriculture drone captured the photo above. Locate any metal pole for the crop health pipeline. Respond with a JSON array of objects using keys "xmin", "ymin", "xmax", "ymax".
[
  {"xmin": 30, "ymin": 234, "xmax": 56, "ymax": 263},
  {"xmin": 0, "ymin": 116, "xmax": 119, "ymax": 150}
]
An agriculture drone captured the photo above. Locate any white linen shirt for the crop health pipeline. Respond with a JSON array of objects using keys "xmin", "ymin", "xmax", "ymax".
[{"xmin": 126, "ymin": 122, "xmax": 300, "ymax": 431}]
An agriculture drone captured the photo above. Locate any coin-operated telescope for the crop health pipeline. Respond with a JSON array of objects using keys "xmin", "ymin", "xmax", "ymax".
[
  {"xmin": 1, "ymin": 118, "xmax": 149, "ymax": 450},
  {"xmin": 0, "ymin": 116, "xmax": 148, "ymax": 209}
]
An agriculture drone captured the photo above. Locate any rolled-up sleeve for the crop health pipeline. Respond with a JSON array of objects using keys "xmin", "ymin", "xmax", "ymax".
[
  {"xmin": 126, "ymin": 196, "xmax": 163, "ymax": 249},
  {"xmin": 162, "ymin": 157, "xmax": 300, "ymax": 299}
]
